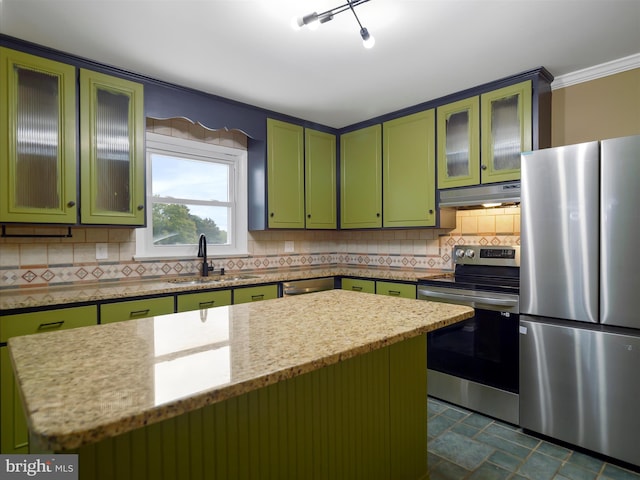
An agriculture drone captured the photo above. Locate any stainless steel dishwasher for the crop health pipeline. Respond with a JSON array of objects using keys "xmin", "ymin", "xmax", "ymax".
[{"xmin": 282, "ymin": 277, "xmax": 335, "ymax": 296}]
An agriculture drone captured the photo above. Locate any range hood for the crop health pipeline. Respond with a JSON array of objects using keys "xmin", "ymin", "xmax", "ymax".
[{"xmin": 438, "ymin": 182, "xmax": 521, "ymax": 208}]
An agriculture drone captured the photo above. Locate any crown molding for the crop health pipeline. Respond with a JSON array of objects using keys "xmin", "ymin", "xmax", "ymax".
[{"xmin": 552, "ymin": 53, "xmax": 640, "ymax": 90}]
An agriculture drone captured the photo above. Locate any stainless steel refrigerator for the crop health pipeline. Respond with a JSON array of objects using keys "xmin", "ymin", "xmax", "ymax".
[{"xmin": 519, "ymin": 135, "xmax": 640, "ymax": 467}]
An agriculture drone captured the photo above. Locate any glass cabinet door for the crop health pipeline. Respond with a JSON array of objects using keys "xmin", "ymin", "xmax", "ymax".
[
  {"xmin": 437, "ymin": 96, "xmax": 480, "ymax": 189},
  {"xmin": 80, "ymin": 69, "xmax": 144, "ymax": 225},
  {"xmin": 480, "ymin": 80, "xmax": 532, "ymax": 184},
  {"xmin": 0, "ymin": 48, "xmax": 77, "ymax": 223}
]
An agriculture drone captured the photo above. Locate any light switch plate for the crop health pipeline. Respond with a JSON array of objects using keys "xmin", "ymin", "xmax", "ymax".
[
  {"xmin": 284, "ymin": 241, "xmax": 294, "ymax": 253},
  {"xmin": 96, "ymin": 243, "xmax": 109, "ymax": 260}
]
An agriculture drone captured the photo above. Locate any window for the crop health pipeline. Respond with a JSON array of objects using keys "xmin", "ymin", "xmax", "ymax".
[{"xmin": 136, "ymin": 132, "xmax": 248, "ymax": 259}]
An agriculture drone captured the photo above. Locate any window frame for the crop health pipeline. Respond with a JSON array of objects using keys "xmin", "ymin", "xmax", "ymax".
[{"xmin": 135, "ymin": 132, "xmax": 248, "ymax": 260}]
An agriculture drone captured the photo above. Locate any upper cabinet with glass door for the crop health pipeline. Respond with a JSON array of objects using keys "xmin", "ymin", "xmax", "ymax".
[
  {"xmin": 437, "ymin": 96, "xmax": 480, "ymax": 189},
  {"xmin": 80, "ymin": 69, "xmax": 145, "ymax": 225},
  {"xmin": 438, "ymin": 80, "xmax": 533, "ymax": 188},
  {"xmin": 0, "ymin": 47, "xmax": 78, "ymax": 224},
  {"xmin": 480, "ymin": 80, "xmax": 531, "ymax": 184}
]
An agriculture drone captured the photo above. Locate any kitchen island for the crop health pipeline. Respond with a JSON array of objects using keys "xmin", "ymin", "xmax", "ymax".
[{"xmin": 8, "ymin": 290, "xmax": 473, "ymax": 480}]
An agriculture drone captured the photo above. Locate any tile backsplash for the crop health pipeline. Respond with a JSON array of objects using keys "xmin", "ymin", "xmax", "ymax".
[{"xmin": 0, "ymin": 207, "xmax": 520, "ymax": 289}]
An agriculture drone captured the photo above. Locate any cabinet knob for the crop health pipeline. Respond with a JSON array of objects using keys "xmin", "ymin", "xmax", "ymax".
[
  {"xmin": 307, "ymin": 214, "xmax": 311, "ymax": 218},
  {"xmin": 376, "ymin": 213, "xmax": 380, "ymax": 217},
  {"xmin": 481, "ymin": 164, "xmax": 488, "ymax": 170},
  {"xmin": 137, "ymin": 205, "xmax": 144, "ymax": 211},
  {"xmin": 429, "ymin": 209, "xmax": 434, "ymax": 214},
  {"xmin": 67, "ymin": 200, "xmax": 76, "ymax": 207},
  {"xmin": 270, "ymin": 212, "xmax": 275, "ymax": 217}
]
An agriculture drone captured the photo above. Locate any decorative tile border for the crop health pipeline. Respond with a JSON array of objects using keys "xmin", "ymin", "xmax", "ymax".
[{"xmin": 0, "ymin": 234, "xmax": 520, "ymax": 289}]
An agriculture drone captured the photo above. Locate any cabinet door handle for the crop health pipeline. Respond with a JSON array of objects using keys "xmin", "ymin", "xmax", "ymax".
[
  {"xmin": 129, "ymin": 309, "xmax": 151, "ymax": 318},
  {"xmin": 307, "ymin": 214, "xmax": 311, "ymax": 218},
  {"xmin": 137, "ymin": 205, "xmax": 144, "ymax": 211},
  {"xmin": 388, "ymin": 290, "xmax": 401, "ymax": 296},
  {"xmin": 38, "ymin": 321, "xmax": 65, "ymax": 331},
  {"xmin": 429, "ymin": 209, "xmax": 434, "ymax": 214},
  {"xmin": 351, "ymin": 286, "xmax": 363, "ymax": 291},
  {"xmin": 251, "ymin": 294, "xmax": 264, "ymax": 301},
  {"xmin": 481, "ymin": 164, "xmax": 488, "ymax": 170},
  {"xmin": 270, "ymin": 213, "xmax": 275, "ymax": 217},
  {"xmin": 199, "ymin": 301, "xmax": 215, "ymax": 308},
  {"xmin": 376, "ymin": 213, "xmax": 380, "ymax": 217},
  {"xmin": 67, "ymin": 201, "xmax": 76, "ymax": 207}
]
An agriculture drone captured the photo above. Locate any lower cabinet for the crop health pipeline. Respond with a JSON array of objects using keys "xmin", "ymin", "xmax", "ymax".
[
  {"xmin": 342, "ymin": 279, "xmax": 416, "ymax": 299},
  {"xmin": 376, "ymin": 281, "xmax": 416, "ymax": 299},
  {"xmin": 100, "ymin": 296, "xmax": 174, "ymax": 324},
  {"xmin": 177, "ymin": 290, "xmax": 232, "ymax": 312},
  {"xmin": 0, "ymin": 305, "xmax": 98, "ymax": 454},
  {"xmin": 341, "ymin": 278, "xmax": 376, "ymax": 294},
  {"xmin": 233, "ymin": 285, "xmax": 278, "ymax": 304}
]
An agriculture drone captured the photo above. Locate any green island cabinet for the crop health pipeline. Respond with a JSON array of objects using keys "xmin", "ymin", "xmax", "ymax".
[
  {"xmin": 0, "ymin": 47, "xmax": 78, "ymax": 224},
  {"xmin": 438, "ymin": 80, "xmax": 532, "ymax": 188},
  {"xmin": 177, "ymin": 289, "xmax": 232, "ymax": 313},
  {"xmin": 0, "ymin": 305, "xmax": 98, "ymax": 454},
  {"xmin": 0, "ymin": 47, "xmax": 145, "ymax": 225},
  {"xmin": 305, "ymin": 128, "xmax": 337, "ymax": 229},
  {"xmin": 340, "ymin": 124, "xmax": 382, "ymax": 229},
  {"xmin": 233, "ymin": 284, "xmax": 278, "ymax": 304},
  {"xmin": 383, "ymin": 110, "xmax": 437, "ymax": 227},
  {"xmin": 100, "ymin": 296, "xmax": 174, "ymax": 324},
  {"xmin": 80, "ymin": 68, "xmax": 145, "ymax": 225}
]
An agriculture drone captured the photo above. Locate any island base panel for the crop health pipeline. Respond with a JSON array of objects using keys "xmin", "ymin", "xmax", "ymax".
[{"xmin": 71, "ymin": 336, "xmax": 428, "ymax": 480}]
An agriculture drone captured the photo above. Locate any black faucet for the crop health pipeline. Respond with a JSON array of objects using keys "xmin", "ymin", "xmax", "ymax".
[{"xmin": 197, "ymin": 234, "xmax": 214, "ymax": 276}]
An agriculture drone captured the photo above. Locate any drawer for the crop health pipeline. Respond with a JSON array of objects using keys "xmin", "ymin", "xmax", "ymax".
[
  {"xmin": 233, "ymin": 285, "xmax": 278, "ymax": 304},
  {"xmin": 376, "ymin": 281, "xmax": 416, "ymax": 299},
  {"xmin": 177, "ymin": 290, "xmax": 232, "ymax": 312},
  {"xmin": 0, "ymin": 305, "xmax": 98, "ymax": 342},
  {"xmin": 100, "ymin": 296, "xmax": 174, "ymax": 324},
  {"xmin": 341, "ymin": 278, "xmax": 375, "ymax": 294}
]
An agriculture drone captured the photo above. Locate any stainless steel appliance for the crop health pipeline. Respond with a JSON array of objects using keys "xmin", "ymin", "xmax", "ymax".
[
  {"xmin": 418, "ymin": 245, "xmax": 520, "ymax": 424},
  {"xmin": 282, "ymin": 277, "xmax": 335, "ymax": 296},
  {"xmin": 520, "ymin": 135, "xmax": 640, "ymax": 467}
]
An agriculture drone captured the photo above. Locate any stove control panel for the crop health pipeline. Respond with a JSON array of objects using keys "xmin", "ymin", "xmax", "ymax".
[{"xmin": 453, "ymin": 245, "xmax": 520, "ymax": 266}]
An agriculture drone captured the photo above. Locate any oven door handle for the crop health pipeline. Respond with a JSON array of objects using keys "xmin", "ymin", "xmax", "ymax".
[{"xmin": 418, "ymin": 289, "xmax": 518, "ymax": 309}]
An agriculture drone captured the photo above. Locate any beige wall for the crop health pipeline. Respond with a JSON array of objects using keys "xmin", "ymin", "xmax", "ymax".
[{"xmin": 551, "ymin": 68, "xmax": 640, "ymax": 146}]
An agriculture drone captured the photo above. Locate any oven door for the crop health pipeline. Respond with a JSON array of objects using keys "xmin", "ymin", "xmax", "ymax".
[{"xmin": 419, "ymin": 286, "xmax": 519, "ymax": 392}]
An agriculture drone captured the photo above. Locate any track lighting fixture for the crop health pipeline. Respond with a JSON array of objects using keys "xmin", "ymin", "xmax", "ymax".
[{"xmin": 293, "ymin": 0, "xmax": 375, "ymax": 49}]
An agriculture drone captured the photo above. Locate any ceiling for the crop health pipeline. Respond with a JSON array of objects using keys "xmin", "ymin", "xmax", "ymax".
[{"xmin": 1, "ymin": 0, "xmax": 639, "ymax": 129}]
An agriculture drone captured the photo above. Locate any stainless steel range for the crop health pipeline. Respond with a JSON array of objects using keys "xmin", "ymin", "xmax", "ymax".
[{"xmin": 418, "ymin": 244, "xmax": 520, "ymax": 424}]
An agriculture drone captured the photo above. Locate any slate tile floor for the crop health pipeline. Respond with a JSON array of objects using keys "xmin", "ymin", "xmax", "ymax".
[{"xmin": 427, "ymin": 397, "xmax": 640, "ymax": 480}]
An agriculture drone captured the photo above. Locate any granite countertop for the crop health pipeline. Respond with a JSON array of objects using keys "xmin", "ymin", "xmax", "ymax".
[
  {"xmin": 0, "ymin": 267, "xmax": 452, "ymax": 311},
  {"xmin": 8, "ymin": 289, "xmax": 473, "ymax": 451}
]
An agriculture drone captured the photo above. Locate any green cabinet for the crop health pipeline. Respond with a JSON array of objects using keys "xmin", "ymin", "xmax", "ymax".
[
  {"xmin": 0, "ymin": 305, "xmax": 97, "ymax": 454},
  {"xmin": 0, "ymin": 47, "xmax": 145, "ymax": 226},
  {"xmin": 176, "ymin": 289, "xmax": 232, "ymax": 312},
  {"xmin": 437, "ymin": 96, "xmax": 481, "ymax": 189},
  {"xmin": 342, "ymin": 278, "xmax": 416, "ymax": 299},
  {"xmin": 376, "ymin": 281, "xmax": 416, "ymax": 299},
  {"xmin": 100, "ymin": 296, "xmax": 174, "ymax": 324},
  {"xmin": 438, "ymin": 80, "xmax": 533, "ymax": 188},
  {"xmin": 383, "ymin": 110, "xmax": 436, "ymax": 227},
  {"xmin": 267, "ymin": 118, "xmax": 305, "ymax": 228},
  {"xmin": 80, "ymin": 69, "xmax": 145, "ymax": 225},
  {"xmin": 305, "ymin": 128, "xmax": 337, "ymax": 229},
  {"xmin": 340, "ymin": 125, "xmax": 382, "ymax": 229},
  {"xmin": 233, "ymin": 284, "xmax": 278, "ymax": 304},
  {"xmin": 341, "ymin": 278, "xmax": 375, "ymax": 294},
  {"xmin": 480, "ymin": 80, "xmax": 532, "ymax": 184},
  {"xmin": 0, "ymin": 47, "xmax": 78, "ymax": 224}
]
